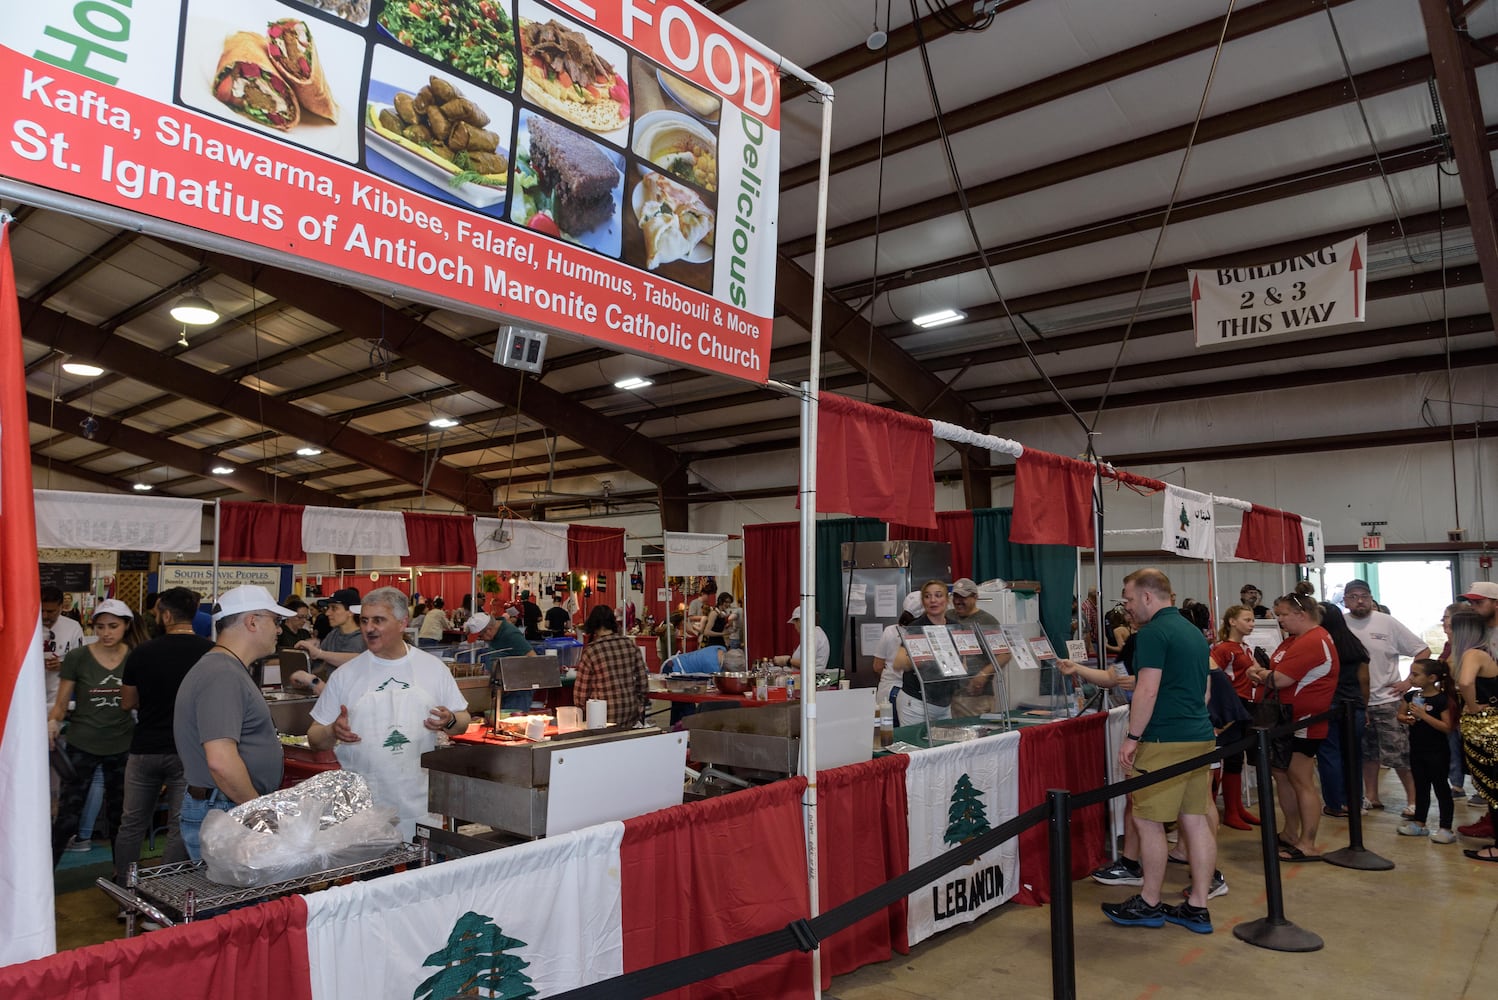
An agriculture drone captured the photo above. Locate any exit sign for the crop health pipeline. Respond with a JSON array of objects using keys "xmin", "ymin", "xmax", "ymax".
[{"xmin": 1360, "ymin": 534, "xmax": 1386, "ymax": 552}]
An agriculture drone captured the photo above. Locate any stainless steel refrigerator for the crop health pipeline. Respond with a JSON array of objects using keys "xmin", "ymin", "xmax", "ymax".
[{"xmin": 840, "ymin": 540, "xmax": 952, "ymax": 686}]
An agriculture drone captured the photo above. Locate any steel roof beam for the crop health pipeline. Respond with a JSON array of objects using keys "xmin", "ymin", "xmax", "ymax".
[
  {"xmin": 1420, "ymin": 0, "xmax": 1498, "ymax": 339},
  {"xmin": 20, "ymin": 302, "xmax": 492, "ymax": 509}
]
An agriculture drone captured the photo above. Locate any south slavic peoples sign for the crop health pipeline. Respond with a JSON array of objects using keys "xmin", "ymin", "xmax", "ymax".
[
  {"xmin": 1189, "ymin": 233, "xmax": 1366, "ymax": 347},
  {"xmin": 0, "ymin": 0, "xmax": 781, "ymax": 383}
]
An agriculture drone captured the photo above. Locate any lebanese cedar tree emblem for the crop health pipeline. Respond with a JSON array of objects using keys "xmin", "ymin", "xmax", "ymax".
[
  {"xmin": 944, "ymin": 772, "xmax": 991, "ymax": 849},
  {"xmin": 414, "ymin": 911, "xmax": 536, "ymax": 999}
]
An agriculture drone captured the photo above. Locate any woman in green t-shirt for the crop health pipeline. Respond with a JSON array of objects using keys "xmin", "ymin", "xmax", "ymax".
[{"xmin": 47, "ymin": 599, "xmax": 147, "ymax": 867}]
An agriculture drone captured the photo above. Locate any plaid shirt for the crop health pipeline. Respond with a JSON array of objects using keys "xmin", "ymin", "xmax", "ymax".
[{"xmin": 573, "ymin": 634, "xmax": 649, "ymax": 726}]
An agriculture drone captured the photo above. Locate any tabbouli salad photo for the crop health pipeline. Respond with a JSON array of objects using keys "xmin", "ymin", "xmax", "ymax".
[{"xmin": 378, "ymin": 0, "xmax": 519, "ymax": 92}]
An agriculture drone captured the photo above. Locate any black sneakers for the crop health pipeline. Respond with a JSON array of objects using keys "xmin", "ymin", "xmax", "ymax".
[
  {"xmin": 1090, "ymin": 857, "xmax": 1144, "ymax": 885},
  {"xmin": 1163, "ymin": 901, "xmax": 1213, "ymax": 934},
  {"xmin": 1101, "ymin": 894, "xmax": 1165, "ymax": 927}
]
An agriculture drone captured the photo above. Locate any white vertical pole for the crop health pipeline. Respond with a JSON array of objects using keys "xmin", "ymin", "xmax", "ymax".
[
  {"xmin": 799, "ymin": 84, "xmax": 835, "ymax": 998},
  {"xmin": 211, "ymin": 499, "xmax": 221, "ymax": 640}
]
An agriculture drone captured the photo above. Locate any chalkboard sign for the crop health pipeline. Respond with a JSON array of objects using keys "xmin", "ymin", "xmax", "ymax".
[
  {"xmin": 39, "ymin": 563, "xmax": 91, "ymax": 591},
  {"xmin": 117, "ymin": 550, "xmax": 152, "ymax": 572}
]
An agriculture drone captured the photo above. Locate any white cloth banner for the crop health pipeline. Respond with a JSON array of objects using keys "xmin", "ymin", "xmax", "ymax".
[
  {"xmin": 905, "ymin": 731, "xmax": 1020, "ymax": 946},
  {"xmin": 1190, "ymin": 232, "xmax": 1366, "ymax": 346},
  {"xmin": 0, "ymin": 621, "xmax": 57, "ymax": 963},
  {"xmin": 663, "ymin": 531, "xmax": 730, "ymax": 578},
  {"xmin": 1160, "ymin": 485, "xmax": 1214, "ymax": 560},
  {"xmin": 34, "ymin": 489, "xmax": 201, "ymax": 552},
  {"xmin": 304, "ymin": 822, "xmax": 624, "ymax": 999},
  {"xmin": 1214, "ymin": 524, "xmax": 1245, "ymax": 563},
  {"xmin": 473, "ymin": 517, "xmax": 569, "ymax": 572},
  {"xmin": 301, "ymin": 506, "xmax": 409, "ymax": 556},
  {"xmin": 1301, "ymin": 517, "xmax": 1323, "ymax": 567},
  {"xmin": 1105, "ymin": 705, "xmax": 1131, "ymax": 846}
]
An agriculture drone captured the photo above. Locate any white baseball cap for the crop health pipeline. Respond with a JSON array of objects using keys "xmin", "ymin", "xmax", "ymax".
[
  {"xmin": 213, "ymin": 585, "xmax": 296, "ymax": 623},
  {"xmin": 1463, "ymin": 581, "xmax": 1498, "ymax": 601},
  {"xmin": 465, "ymin": 612, "xmax": 493, "ymax": 635},
  {"xmin": 903, "ymin": 591, "xmax": 923, "ymax": 615},
  {"xmin": 91, "ymin": 598, "xmax": 134, "ymax": 621}
]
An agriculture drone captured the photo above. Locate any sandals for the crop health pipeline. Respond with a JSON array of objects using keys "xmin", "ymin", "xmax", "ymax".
[
  {"xmin": 1400, "ymin": 807, "xmax": 1416, "ymax": 820},
  {"xmin": 1278, "ymin": 845, "xmax": 1321, "ymax": 862},
  {"xmin": 1462, "ymin": 846, "xmax": 1498, "ymax": 863},
  {"xmin": 1363, "ymin": 799, "xmax": 1385, "ymax": 811},
  {"xmin": 1321, "ymin": 806, "xmax": 1349, "ymax": 818}
]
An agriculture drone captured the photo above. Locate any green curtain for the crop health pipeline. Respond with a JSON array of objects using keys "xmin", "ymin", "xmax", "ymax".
[
  {"xmin": 815, "ymin": 517, "xmax": 886, "ymax": 669},
  {"xmin": 972, "ymin": 507, "xmax": 1077, "ymax": 657}
]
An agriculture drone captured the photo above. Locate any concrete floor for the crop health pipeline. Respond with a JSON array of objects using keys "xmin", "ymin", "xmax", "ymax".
[{"xmin": 50, "ymin": 774, "xmax": 1498, "ymax": 997}]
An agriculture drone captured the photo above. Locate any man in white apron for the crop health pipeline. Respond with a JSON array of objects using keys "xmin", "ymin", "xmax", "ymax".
[{"xmin": 306, "ymin": 587, "xmax": 469, "ymax": 841}]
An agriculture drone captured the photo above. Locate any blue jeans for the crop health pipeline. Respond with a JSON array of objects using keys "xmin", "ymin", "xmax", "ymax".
[
  {"xmin": 178, "ymin": 789, "xmax": 233, "ymax": 861},
  {"xmin": 78, "ymin": 766, "xmax": 105, "ymax": 839},
  {"xmin": 114, "ymin": 753, "xmax": 187, "ymax": 883},
  {"xmin": 1318, "ymin": 702, "xmax": 1366, "ymax": 812},
  {"xmin": 1449, "ymin": 728, "xmax": 1465, "ymax": 787}
]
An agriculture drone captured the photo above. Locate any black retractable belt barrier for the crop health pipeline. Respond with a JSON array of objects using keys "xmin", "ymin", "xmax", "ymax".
[
  {"xmin": 1322, "ymin": 700, "xmax": 1395, "ymax": 871},
  {"xmin": 1232, "ymin": 726, "xmax": 1324, "ymax": 952},
  {"xmin": 1047, "ymin": 789, "xmax": 1076, "ymax": 1000}
]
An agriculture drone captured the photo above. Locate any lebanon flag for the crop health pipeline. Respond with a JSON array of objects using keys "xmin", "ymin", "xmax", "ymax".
[
  {"xmin": 904, "ymin": 730, "xmax": 1020, "ymax": 946},
  {"xmin": 303, "ymin": 822, "xmax": 624, "ymax": 997},
  {"xmin": 0, "ymin": 221, "xmax": 56, "ymax": 964}
]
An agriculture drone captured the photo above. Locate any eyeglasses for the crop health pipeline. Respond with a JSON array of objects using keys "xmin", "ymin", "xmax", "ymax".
[{"xmin": 251, "ymin": 612, "xmax": 287, "ymax": 628}]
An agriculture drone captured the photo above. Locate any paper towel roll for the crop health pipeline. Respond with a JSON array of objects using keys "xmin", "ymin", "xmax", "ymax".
[{"xmin": 586, "ymin": 699, "xmax": 607, "ymax": 729}]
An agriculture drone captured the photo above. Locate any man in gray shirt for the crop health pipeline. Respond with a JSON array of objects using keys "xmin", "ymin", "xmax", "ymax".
[
  {"xmin": 174, "ymin": 585, "xmax": 291, "ymax": 859},
  {"xmin": 949, "ymin": 579, "xmax": 1009, "ymax": 717}
]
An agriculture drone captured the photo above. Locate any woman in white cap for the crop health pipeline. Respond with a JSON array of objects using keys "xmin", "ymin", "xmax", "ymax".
[
  {"xmin": 47, "ymin": 599, "xmax": 148, "ymax": 867},
  {"xmin": 873, "ymin": 591, "xmax": 924, "ymax": 710}
]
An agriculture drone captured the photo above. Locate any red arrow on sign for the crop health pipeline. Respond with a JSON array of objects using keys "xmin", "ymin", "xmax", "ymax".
[
  {"xmin": 1349, "ymin": 241, "xmax": 1364, "ymax": 319},
  {"xmin": 1191, "ymin": 274, "xmax": 1201, "ymax": 332}
]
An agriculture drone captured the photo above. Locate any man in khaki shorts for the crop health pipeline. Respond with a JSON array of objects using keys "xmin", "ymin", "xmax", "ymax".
[{"xmin": 1101, "ymin": 568, "xmax": 1217, "ymax": 934}]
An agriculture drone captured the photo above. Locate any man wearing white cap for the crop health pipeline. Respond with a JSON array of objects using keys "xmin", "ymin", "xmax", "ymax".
[
  {"xmin": 173, "ymin": 585, "xmax": 291, "ymax": 859},
  {"xmin": 1462, "ymin": 581, "xmax": 1498, "ymax": 648},
  {"xmin": 475, "ymin": 608, "xmax": 538, "ymax": 712},
  {"xmin": 307, "ymin": 587, "xmax": 469, "ymax": 840},
  {"xmin": 773, "ymin": 606, "xmax": 830, "ymax": 671}
]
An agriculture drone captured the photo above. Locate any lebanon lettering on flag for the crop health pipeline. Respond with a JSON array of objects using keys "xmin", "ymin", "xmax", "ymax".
[
  {"xmin": 905, "ymin": 731, "xmax": 1020, "ymax": 946},
  {"xmin": 303, "ymin": 822, "xmax": 623, "ymax": 998},
  {"xmin": 1190, "ymin": 232, "xmax": 1366, "ymax": 346},
  {"xmin": 1160, "ymin": 484, "xmax": 1214, "ymax": 560},
  {"xmin": 0, "ymin": 222, "xmax": 57, "ymax": 963}
]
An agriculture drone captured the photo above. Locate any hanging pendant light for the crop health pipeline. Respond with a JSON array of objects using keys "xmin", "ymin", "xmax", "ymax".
[{"xmin": 170, "ymin": 288, "xmax": 219, "ymax": 325}]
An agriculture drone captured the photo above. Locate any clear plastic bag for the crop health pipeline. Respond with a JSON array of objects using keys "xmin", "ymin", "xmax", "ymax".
[{"xmin": 201, "ymin": 790, "xmax": 402, "ymax": 887}]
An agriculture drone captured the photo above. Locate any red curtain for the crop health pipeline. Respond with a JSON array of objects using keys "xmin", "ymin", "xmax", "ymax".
[
  {"xmin": 1235, "ymin": 505, "xmax": 1307, "ymax": 564},
  {"xmin": 816, "ymin": 756, "xmax": 911, "ymax": 987},
  {"xmin": 815, "ymin": 393, "xmax": 936, "ymax": 529},
  {"xmin": 219, "ymin": 501, "xmax": 306, "ymax": 563},
  {"xmin": 1012, "ymin": 712, "xmax": 1109, "ymax": 906},
  {"xmin": 888, "ymin": 511, "xmax": 975, "ymax": 582},
  {"xmin": 622, "ymin": 778, "xmax": 813, "ymax": 999},
  {"xmin": 743, "ymin": 521, "xmax": 800, "ymax": 658},
  {"xmin": 400, "ymin": 512, "xmax": 476, "ymax": 567},
  {"xmin": 1011, "ymin": 451, "xmax": 1095, "ymax": 548},
  {"xmin": 0, "ymin": 896, "xmax": 312, "ymax": 999},
  {"xmin": 567, "ymin": 525, "xmax": 626, "ymax": 572}
]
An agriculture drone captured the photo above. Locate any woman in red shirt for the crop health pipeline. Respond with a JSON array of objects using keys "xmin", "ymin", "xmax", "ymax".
[
  {"xmin": 1249, "ymin": 592, "xmax": 1340, "ymax": 861},
  {"xmin": 1211, "ymin": 605, "xmax": 1259, "ymax": 829}
]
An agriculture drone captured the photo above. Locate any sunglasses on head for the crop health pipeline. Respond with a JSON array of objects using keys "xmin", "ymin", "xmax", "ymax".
[{"xmin": 1277, "ymin": 593, "xmax": 1316, "ymax": 610}]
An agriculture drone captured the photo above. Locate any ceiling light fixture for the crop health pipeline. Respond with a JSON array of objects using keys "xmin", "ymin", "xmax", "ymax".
[
  {"xmin": 170, "ymin": 289, "xmax": 219, "ymax": 325},
  {"xmin": 912, "ymin": 308, "xmax": 966, "ymax": 329},
  {"xmin": 176, "ymin": 324, "xmax": 190, "ymax": 348},
  {"xmin": 295, "ymin": 446, "xmax": 323, "ymax": 457},
  {"xmin": 428, "ymin": 416, "xmax": 460, "ymax": 429},
  {"xmin": 211, "ymin": 465, "xmax": 234, "ymax": 475},
  {"xmin": 132, "ymin": 482, "xmax": 153, "ymax": 492},
  {"xmin": 61, "ymin": 362, "xmax": 104, "ymax": 377},
  {"xmin": 613, "ymin": 376, "xmax": 653, "ymax": 391}
]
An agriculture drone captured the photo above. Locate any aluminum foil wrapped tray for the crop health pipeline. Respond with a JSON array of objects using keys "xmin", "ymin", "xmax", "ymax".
[{"xmin": 228, "ymin": 770, "xmax": 373, "ymax": 833}]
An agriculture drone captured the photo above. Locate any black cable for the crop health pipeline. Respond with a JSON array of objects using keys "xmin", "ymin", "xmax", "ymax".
[{"xmin": 904, "ymin": 0, "xmax": 1090, "ymax": 440}]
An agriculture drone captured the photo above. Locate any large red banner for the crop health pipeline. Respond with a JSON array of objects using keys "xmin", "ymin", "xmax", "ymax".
[{"xmin": 1, "ymin": 0, "xmax": 780, "ymax": 382}]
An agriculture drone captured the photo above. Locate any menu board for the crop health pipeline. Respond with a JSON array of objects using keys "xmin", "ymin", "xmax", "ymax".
[
  {"xmin": 1, "ymin": 0, "xmax": 782, "ymax": 382},
  {"xmin": 1002, "ymin": 624, "xmax": 1041, "ymax": 671}
]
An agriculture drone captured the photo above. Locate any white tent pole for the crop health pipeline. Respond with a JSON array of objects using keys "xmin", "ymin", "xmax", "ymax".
[
  {"xmin": 211, "ymin": 499, "xmax": 221, "ymax": 640},
  {"xmin": 798, "ymin": 82, "xmax": 835, "ymax": 998}
]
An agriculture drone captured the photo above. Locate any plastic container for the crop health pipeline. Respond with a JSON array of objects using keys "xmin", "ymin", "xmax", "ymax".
[{"xmin": 543, "ymin": 637, "xmax": 585, "ymax": 668}]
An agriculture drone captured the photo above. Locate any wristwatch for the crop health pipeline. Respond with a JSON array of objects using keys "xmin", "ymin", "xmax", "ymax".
[
  {"xmin": 1125, "ymin": 732, "xmax": 1143, "ymax": 742},
  {"xmin": 444, "ymin": 712, "xmax": 457, "ymax": 731}
]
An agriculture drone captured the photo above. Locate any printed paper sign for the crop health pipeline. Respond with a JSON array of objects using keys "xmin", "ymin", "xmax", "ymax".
[
  {"xmin": 1, "ymin": 0, "xmax": 783, "ymax": 382},
  {"xmin": 859, "ymin": 622, "xmax": 884, "ymax": 656},
  {"xmin": 874, "ymin": 584, "xmax": 899, "ymax": 618},
  {"xmin": 1190, "ymin": 233, "xmax": 1366, "ymax": 347}
]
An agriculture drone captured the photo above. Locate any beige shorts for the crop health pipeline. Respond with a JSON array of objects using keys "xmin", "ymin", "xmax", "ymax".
[{"xmin": 1131, "ymin": 740, "xmax": 1215, "ymax": 823}]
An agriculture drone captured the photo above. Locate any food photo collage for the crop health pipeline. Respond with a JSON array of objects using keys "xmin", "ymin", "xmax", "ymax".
[{"xmin": 174, "ymin": 0, "xmax": 725, "ymax": 291}]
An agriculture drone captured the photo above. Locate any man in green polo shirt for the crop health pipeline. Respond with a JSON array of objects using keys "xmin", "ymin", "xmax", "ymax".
[{"xmin": 1100, "ymin": 568, "xmax": 1217, "ymax": 935}]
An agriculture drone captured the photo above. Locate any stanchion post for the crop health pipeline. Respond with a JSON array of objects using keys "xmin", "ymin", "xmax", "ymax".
[
  {"xmin": 1047, "ymin": 789, "xmax": 1076, "ymax": 1000},
  {"xmin": 1233, "ymin": 727, "xmax": 1324, "ymax": 952},
  {"xmin": 1322, "ymin": 702, "xmax": 1394, "ymax": 871}
]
